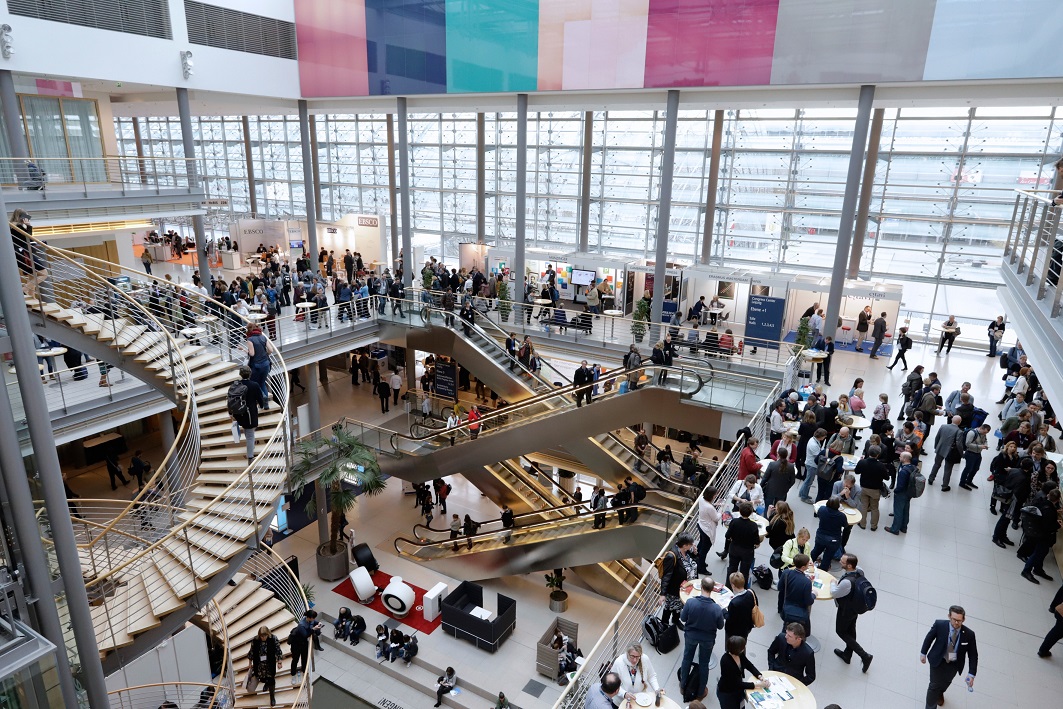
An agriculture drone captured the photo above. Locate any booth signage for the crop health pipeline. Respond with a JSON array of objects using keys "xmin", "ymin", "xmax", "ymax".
[
  {"xmin": 326, "ymin": 227, "xmax": 338, "ymax": 234},
  {"xmin": 745, "ymin": 294, "xmax": 786, "ymax": 350},
  {"xmin": 434, "ymin": 362, "xmax": 457, "ymax": 401},
  {"xmin": 628, "ymin": 264, "xmax": 683, "ymax": 277},
  {"xmin": 357, "ymin": 217, "xmax": 379, "ymax": 227}
]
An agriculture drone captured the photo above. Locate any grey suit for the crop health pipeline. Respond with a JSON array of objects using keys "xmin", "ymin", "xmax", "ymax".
[
  {"xmin": 929, "ymin": 423, "xmax": 964, "ymax": 487},
  {"xmin": 869, "ymin": 317, "xmax": 888, "ymax": 357}
]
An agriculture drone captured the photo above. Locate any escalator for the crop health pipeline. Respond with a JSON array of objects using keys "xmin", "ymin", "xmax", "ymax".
[
  {"xmin": 377, "ymin": 363, "xmax": 711, "ymax": 482},
  {"xmin": 394, "ymin": 500, "xmax": 686, "ymax": 579}
]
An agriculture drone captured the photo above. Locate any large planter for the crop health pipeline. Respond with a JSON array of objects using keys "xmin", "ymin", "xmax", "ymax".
[
  {"xmin": 549, "ymin": 590, "xmax": 569, "ymax": 613},
  {"xmin": 316, "ymin": 542, "xmax": 350, "ymax": 582}
]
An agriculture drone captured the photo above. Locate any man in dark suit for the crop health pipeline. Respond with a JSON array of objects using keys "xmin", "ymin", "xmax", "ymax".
[
  {"xmin": 780, "ymin": 554, "xmax": 816, "ymax": 638},
  {"xmin": 767, "ymin": 623, "xmax": 816, "ymax": 685},
  {"xmin": 920, "ymin": 605, "xmax": 977, "ymax": 708}
]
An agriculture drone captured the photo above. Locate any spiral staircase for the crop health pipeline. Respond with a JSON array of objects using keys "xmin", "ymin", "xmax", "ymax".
[{"xmin": 19, "ymin": 232, "xmax": 308, "ymax": 708}]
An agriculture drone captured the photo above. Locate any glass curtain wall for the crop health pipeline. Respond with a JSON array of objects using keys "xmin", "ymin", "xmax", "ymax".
[{"xmin": 114, "ymin": 105, "xmax": 1063, "ymax": 299}]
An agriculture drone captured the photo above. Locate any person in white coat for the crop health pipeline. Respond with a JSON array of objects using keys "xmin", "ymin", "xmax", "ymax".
[{"xmin": 609, "ymin": 644, "xmax": 662, "ymax": 706}]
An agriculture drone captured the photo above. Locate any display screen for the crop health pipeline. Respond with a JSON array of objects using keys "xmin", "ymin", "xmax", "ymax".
[
  {"xmin": 289, "ymin": 240, "xmax": 304, "ymax": 249},
  {"xmin": 572, "ymin": 269, "xmax": 596, "ymax": 286}
]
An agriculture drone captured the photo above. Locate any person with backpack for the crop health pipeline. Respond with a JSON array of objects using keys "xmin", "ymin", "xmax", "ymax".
[
  {"xmin": 959, "ymin": 424, "xmax": 992, "ymax": 490},
  {"xmin": 830, "ymin": 553, "xmax": 875, "ymax": 673},
  {"xmin": 898, "ymin": 365, "xmax": 925, "ymax": 420},
  {"xmin": 438, "ymin": 480, "xmax": 452, "ymax": 514},
  {"xmin": 229, "ymin": 366, "xmax": 266, "ymax": 462},
  {"xmin": 1019, "ymin": 485, "xmax": 1061, "ymax": 585},
  {"xmin": 886, "ymin": 452, "xmax": 920, "ymax": 535},
  {"xmin": 657, "ymin": 534, "xmax": 697, "ymax": 627},
  {"xmin": 886, "ymin": 326, "xmax": 913, "ymax": 371},
  {"xmin": 679, "ymin": 576, "xmax": 726, "ymax": 701}
]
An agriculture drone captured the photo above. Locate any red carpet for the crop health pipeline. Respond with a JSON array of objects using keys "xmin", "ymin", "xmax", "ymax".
[{"xmin": 332, "ymin": 570, "xmax": 442, "ymax": 635}]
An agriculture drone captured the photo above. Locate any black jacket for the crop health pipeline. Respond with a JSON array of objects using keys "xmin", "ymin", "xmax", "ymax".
[
  {"xmin": 725, "ymin": 589, "xmax": 758, "ymax": 639},
  {"xmin": 767, "ymin": 631, "xmax": 816, "ymax": 685},
  {"xmin": 921, "ymin": 620, "xmax": 978, "ymax": 674}
]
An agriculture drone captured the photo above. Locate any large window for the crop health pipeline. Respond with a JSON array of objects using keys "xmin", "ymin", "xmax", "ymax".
[{"xmin": 114, "ymin": 104, "xmax": 1063, "ymax": 288}]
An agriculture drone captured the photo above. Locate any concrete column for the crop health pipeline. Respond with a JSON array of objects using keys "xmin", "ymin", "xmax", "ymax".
[
  {"xmin": 309, "ymin": 115, "xmax": 323, "ymax": 221},
  {"xmin": 386, "ymin": 115, "xmax": 399, "ymax": 264},
  {"xmin": 578, "ymin": 111, "xmax": 593, "ymax": 252},
  {"xmin": 701, "ymin": 110, "xmax": 725, "ymax": 264},
  {"xmin": 0, "ymin": 379, "xmax": 80, "ymax": 707},
  {"xmin": 298, "ymin": 101, "xmax": 319, "ymax": 259},
  {"xmin": 175, "ymin": 88, "xmax": 210, "ymax": 279},
  {"xmin": 0, "ymin": 69, "xmax": 28, "ymax": 159},
  {"xmin": 651, "ymin": 90, "xmax": 681, "ymax": 335},
  {"xmin": 824, "ymin": 85, "xmax": 876, "ymax": 340},
  {"xmin": 0, "ymin": 193, "xmax": 109, "ymax": 708},
  {"xmin": 849, "ymin": 108, "xmax": 885, "ymax": 278},
  {"xmin": 241, "ymin": 116, "xmax": 258, "ymax": 216},
  {"xmin": 313, "ymin": 480, "xmax": 329, "ymax": 545},
  {"xmin": 306, "ymin": 362, "xmax": 321, "ymax": 434},
  {"xmin": 396, "ymin": 98, "xmax": 413, "ymax": 288},
  {"xmin": 476, "ymin": 113, "xmax": 486, "ymax": 244},
  {"xmin": 514, "ymin": 95, "xmax": 528, "ymax": 305}
]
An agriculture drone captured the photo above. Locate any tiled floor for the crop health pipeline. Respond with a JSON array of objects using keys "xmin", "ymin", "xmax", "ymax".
[{"xmin": 275, "ymin": 335, "xmax": 1063, "ymax": 709}]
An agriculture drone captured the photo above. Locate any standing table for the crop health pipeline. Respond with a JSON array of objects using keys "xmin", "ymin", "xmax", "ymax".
[{"xmin": 603, "ymin": 309, "xmax": 623, "ymax": 340}]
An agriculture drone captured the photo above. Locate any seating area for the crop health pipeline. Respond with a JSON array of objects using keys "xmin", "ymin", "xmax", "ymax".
[
  {"xmin": 440, "ymin": 581, "xmax": 516, "ymax": 653},
  {"xmin": 536, "ymin": 616, "xmax": 578, "ymax": 679}
]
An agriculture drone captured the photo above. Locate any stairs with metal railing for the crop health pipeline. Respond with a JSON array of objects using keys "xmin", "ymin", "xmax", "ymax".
[{"xmin": 20, "ymin": 234, "xmax": 293, "ymax": 686}]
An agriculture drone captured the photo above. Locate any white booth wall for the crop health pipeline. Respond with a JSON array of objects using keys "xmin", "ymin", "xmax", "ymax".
[{"xmin": 784, "ymin": 279, "xmax": 904, "ymax": 341}]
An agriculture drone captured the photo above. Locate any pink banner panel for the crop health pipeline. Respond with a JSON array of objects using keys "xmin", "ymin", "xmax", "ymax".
[
  {"xmin": 36, "ymin": 79, "xmax": 81, "ymax": 98},
  {"xmin": 540, "ymin": 0, "xmax": 649, "ymax": 91},
  {"xmin": 295, "ymin": 0, "xmax": 369, "ymax": 97},
  {"xmin": 645, "ymin": 0, "xmax": 780, "ymax": 88}
]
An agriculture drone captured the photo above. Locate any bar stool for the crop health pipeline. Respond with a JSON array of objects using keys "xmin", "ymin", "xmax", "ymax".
[{"xmin": 839, "ymin": 326, "xmax": 853, "ymax": 345}]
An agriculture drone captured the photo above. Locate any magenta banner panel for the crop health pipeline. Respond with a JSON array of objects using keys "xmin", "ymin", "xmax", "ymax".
[
  {"xmin": 644, "ymin": 0, "xmax": 780, "ymax": 87},
  {"xmin": 295, "ymin": 0, "xmax": 369, "ymax": 97}
]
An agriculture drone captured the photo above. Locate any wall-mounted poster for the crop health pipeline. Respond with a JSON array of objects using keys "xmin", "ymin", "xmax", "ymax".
[
  {"xmin": 752, "ymin": 284, "xmax": 770, "ymax": 296},
  {"xmin": 718, "ymin": 281, "xmax": 736, "ymax": 299}
]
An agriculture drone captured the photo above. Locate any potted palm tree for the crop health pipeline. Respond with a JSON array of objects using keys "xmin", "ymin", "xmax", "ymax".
[
  {"xmin": 497, "ymin": 280, "xmax": 512, "ymax": 322},
  {"xmin": 545, "ymin": 571, "xmax": 568, "ymax": 612},
  {"xmin": 631, "ymin": 298, "xmax": 650, "ymax": 343},
  {"xmin": 291, "ymin": 426, "xmax": 387, "ymax": 581},
  {"xmin": 792, "ymin": 315, "xmax": 812, "ymax": 356}
]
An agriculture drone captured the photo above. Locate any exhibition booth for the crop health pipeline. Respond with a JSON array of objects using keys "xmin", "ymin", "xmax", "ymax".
[
  {"xmin": 784, "ymin": 278, "xmax": 903, "ymax": 344},
  {"xmin": 226, "ymin": 215, "xmax": 388, "ymax": 276}
]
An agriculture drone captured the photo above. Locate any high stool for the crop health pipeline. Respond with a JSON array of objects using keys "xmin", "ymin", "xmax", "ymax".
[{"xmin": 839, "ymin": 326, "xmax": 853, "ymax": 345}]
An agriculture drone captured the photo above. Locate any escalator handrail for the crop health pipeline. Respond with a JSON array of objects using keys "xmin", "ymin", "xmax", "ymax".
[
  {"xmin": 394, "ymin": 500, "xmax": 686, "ymax": 554},
  {"xmin": 386, "ymin": 363, "xmax": 704, "ymax": 451},
  {"xmin": 409, "ymin": 486, "xmax": 684, "ymax": 537},
  {"xmin": 605, "ymin": 429, "xmax": 704, "ymax": 498}
]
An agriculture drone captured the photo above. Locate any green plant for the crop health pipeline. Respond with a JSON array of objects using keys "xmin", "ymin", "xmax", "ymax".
[
  {"xmin": 421, "ymin": 269, "xmax": 435, "ymax": 291},
  {"xmin": 290, "ymin": 426, "xmax": 387, "ymax": 555},
  {"xmin": 631, "ymin": 298, "xmax": 651, "ymax": 341},
  {"xmin": 793, "ymin": 315, "xmax": 812, "ymax": 355},
  {"xmin": 497, "ymin": 280, "xmax": 511, "ymax": 320},
  {"xmin": 545, "ymin": 571, "xmax": 567, "ymax": 600},
  {"xmin": 302, "ymin": 582, "xmax": 316, "ymax": 605}
]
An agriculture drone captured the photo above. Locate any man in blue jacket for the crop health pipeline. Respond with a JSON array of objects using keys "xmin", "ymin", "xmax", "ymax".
[
  {"xmin": 780, "ymin": 553, "xmax": 816, "ymax": 638},
  {"xmin": 920, "ymin": 605, "xmax": 977, "ymax": 708},
  {"xmin": 679, "ymin": 576, "xmax": 727, "ymax": 699}
]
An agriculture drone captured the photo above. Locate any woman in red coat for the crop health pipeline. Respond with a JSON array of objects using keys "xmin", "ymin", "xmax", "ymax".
[{"xmin": 739, "ymin": 437, "xmax": 760, "ymax": 480}]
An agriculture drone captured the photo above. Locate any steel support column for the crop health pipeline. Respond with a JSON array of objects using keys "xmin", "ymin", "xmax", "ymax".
[
  {"xmin": 579, "ymin": 111, "xmax": 593, "ymax": 253},
  {"xmin": 387, "ymin": 115, "xmax": 399, "ymax": 265},
  {"xmin": 476, "ymin": 113, "xmax": 486, "ymax": 244},
  {"xmin": 651, "ymin": 90, "xmax": 681, "ymax": 334},
  {"xmin": 298, "ymin": 100, "xmax": 319, "ymax": 260},
  {"xmin": 849, "ymin": 108, "xmax": 885, "ymax": 278},
  {"xmin": 514, "ymin": 94, "xmax": 528, "ymax": 304},
  {"xmin": 397, "ymin": 98, "xmax": 413, "ymax": 288},
  {"xmin": 0, "ymin": 378, "xmax": 80, "ymax": 707},
  {"xmin": 701, "ymin": 110, "xmax": 724, "ymax": 264},
  {"xmin": 131, "ymin": 117, "xmax": 148, "ymax": 185},
  {"xmin": 309, "ymin": 115, "xmax": 323, "ymax": 221},
  {"xmin": 824, "ymin": 85, "xmax": 875, "ymax": 341},
  {"xmin": 0, "ymin": 196, "xmax": 109, "ymax": 708},
  {"xmin": 241, "ymin": 116, "xmax": 258, "ymax": 216},
  {"xmin": 0, "ymin": 69, "xmax": 28, "ymax": 159},
  {"xmin": 176, "ymin": 88, "xmax": 210, "ymax": 279}
]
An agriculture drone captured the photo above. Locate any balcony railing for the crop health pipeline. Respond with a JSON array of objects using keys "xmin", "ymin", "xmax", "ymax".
[{"xmin": 1003, "ymin": 188, "xmax": 1063, "ymax": 316}]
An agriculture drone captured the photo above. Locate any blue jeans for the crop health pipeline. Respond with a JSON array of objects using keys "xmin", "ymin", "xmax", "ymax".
[
  {"xmin": 989, "ymin": 335, "xmax": 998, "ymax": 357},
  {"xmin": 810, "ymin": 532, "xmax": 841, "ymax": 570},
  {"xmin": 889, "ymin": 491, "xmax": 911, "ymax": 532},
  {"xmin": 798, "ymin": 469, "xmax": 816, "ymax": 500},
  {"xmin": 249, "ymin": 361, "xmax": 270, "ymax": 402},
  {"xmin": 960, "ymin": 451, "xmax": 982, "ymax": 487},
  {"xmin": 681, "ymin": 634, "xmax": 715, "ymax": 698}
]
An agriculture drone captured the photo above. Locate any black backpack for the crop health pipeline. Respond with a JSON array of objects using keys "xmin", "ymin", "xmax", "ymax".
[
  {"xmin": 226, "ymin": 381, "xmax": 249, "ymax": 420},
  {"xmin": 678, "ymin": 664, "xmax": 703, "ymax": 702},
  {"xmin": 752, "ymin": 565, "xmax": 774, "ymax": 590},
  {"xmin": 642, "ymin": 615, "xmax": 679, "ymax": 654},
  {"xmin": 631, "ymin": 482, "xmax": 647, "ymax": 502},
  {"xmin": 842, "ymin": 571, "xmax": 878, "ymax": 614}
]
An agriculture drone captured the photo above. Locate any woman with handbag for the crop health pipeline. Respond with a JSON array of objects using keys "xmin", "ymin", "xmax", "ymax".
[
  {"xmin": 766, "ymin": 502, "xmax": 795, "ymax": 583},
  {"xmin": 990, "ymin": 442, "xmax": 1021, "ymax": 515},
  {"xmin": 247, "ymin": 626, "xmax": 282, "ymax": 706}
]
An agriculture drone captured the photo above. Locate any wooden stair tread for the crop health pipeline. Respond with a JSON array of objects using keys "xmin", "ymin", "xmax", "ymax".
[
  {"xmin": 180, "ymin": 512, "xmax": 258, "ymax": 541},
  {"xmin": 124, "ymin": 575, "xmax": 161, "ymax": 636},
  {"xmin": 151, "ymin": 550, "xmax": 208, "ymax": 599},
  {"xmin": 179, "ymin": 526, "xmax": 248, "ymax": 560},
  {"xmin": 161, "ymin": 538, "xmax": 228, "ymax": 579}
]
